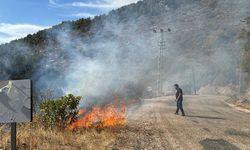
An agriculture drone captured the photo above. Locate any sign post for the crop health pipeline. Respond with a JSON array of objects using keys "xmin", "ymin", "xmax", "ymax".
[
  {"xmin": 11, "ymin": 123, "xmax": 16, "ymax": 150},
  {"xmin": 0, "ymin": 79, "xmax": 32, "ymax": 149}
]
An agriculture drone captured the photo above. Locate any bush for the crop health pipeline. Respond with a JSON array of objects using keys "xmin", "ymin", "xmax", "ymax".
[{"xmin": 39, "ymin": 94, "xmax": 81, "ymax": 129}]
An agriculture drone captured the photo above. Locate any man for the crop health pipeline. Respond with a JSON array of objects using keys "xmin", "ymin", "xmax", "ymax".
[{"xmin": 174, "ymin": 84, "xmax": 185, "ymax": 116}]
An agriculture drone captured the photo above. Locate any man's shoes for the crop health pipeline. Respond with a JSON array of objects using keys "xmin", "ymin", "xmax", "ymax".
[
  {"xmin": 175, "ymin": 112, "xmax": 178, "ymax": 115},
  {"xmin": 182, "ymin": 114, "xmax": 185, "ymax": 116}
]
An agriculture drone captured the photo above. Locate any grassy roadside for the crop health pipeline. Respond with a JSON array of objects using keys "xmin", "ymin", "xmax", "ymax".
[
  {"xmin": 225, "ymin": 96, "xmax": 250, "ymax": 111},
  {"xmin": 0, "ymin": 119, "xmax": 162, "ymax": 149},
  {"xmin": 0, "ymin": 118, "xmax": 117, "ymax": 150},
  {"xmin": 0, "ymin": 122, "xmax": 162, "ymax": 150}
]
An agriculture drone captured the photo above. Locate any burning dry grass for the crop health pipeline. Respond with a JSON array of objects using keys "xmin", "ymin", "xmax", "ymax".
[
  {"xmin": 0, "ymin": 99, "xmax": 145, "ymax": 149},
  {"xmin": 0, "ymin": 121, "xmax": 163, "ymax": 150},
  {"xmin": 0, "ymin": 99, "xmax": 164, "ymax": 150},
  {"xmin": 0, "ymin": 100, "xmax": 127, "ymax": 149},
  {"xmin": 0, "ymin": 118, "xmax": 118, "ymax": 150},
  {"xmin": 69, "ymin": 102, "xmax": 126, "ymax": 130}
]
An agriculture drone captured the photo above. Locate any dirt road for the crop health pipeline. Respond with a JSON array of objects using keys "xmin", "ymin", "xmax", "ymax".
[{"xmin": 111, "ymin": 95, "xmax": 250, "ymax": 150}]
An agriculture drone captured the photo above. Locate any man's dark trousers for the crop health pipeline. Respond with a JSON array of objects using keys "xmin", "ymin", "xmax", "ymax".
[{"xmin": 176, "ymin": 100, "xmax": 185, "ymax": 115}]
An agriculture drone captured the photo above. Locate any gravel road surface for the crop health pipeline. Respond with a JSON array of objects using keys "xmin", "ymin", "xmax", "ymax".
[{"xmin": 111, "ymin": 95, "xmax": 250, "ymax": 150}]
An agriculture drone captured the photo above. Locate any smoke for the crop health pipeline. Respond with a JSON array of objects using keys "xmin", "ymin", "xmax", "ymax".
[
  {"xmin": 1, "ymin": 0, "xmax": 250, "ymax": 106},
  {"xmin": 157, "ymin": 0, "xmax": 250, "ymax": 91},
  {"xmin": 48, "ymin": 8, "xmax": 155, "ymax": 102}
]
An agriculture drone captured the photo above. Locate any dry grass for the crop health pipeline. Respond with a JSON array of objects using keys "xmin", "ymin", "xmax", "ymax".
[
  {"xmin": 235, "ymin": 102, "xmax": 250, "ymax": 110},
  {"xmin": 226, "ymin": 97, "xmax": 250, "ymax": 110},
  {"xmin": 0, "ymin": 118, "xmax": 117, "ymax": 150},
  {"xmin": 0, "ymin": 120, "xmax": 163, "ymax": 150}
]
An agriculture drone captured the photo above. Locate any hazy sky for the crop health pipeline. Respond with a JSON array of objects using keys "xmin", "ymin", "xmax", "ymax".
[{"xmin": 0, "ymin": 0, "xmax": 140, "ymax": 44}]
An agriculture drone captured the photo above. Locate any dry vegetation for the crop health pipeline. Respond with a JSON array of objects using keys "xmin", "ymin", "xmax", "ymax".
[
  {"xmin": 234, "ymin": 101, "xmax": 250, "ymax": 110},
  {"xmin": 0, "ymin": 117, "xmax": 117, "ymax": 150},
  {"xmin": 226, "ymin": 97, "xmax": 250, "ymax": 110},
  {"xmin": 0, "ymin": 118, "xmax": 163, "ymax": 150},
  {"xmin": 0, "ymin": 96, "xmax": 144, "ymax": 149}
]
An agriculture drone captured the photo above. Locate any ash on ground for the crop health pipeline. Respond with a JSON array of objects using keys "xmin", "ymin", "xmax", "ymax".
[{"xmin": 107, "ymin": 122, "xmax": 166, "ymax": 150}]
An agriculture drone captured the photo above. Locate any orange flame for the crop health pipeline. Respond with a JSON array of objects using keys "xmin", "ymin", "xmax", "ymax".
[{"xmin": 69, "ymin": 99, "xmax": 126, "ymax": 130}]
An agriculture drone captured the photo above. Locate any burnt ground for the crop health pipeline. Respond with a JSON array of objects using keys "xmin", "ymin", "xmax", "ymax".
[
  {"xmin": 108, "ymin": 122, "xmax": 166, "ymax": 150},
  {"xmin": 106, "ymin": 95, "xmax": 250, "ymax": 150}
]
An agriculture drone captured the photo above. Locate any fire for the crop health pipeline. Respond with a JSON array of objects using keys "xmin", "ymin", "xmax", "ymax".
[{"xmin": 69, "ymin": 98, "xmax": 126, "ymax": 130}]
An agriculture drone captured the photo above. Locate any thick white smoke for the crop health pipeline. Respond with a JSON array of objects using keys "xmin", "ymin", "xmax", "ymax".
[{"xmin": 1, "ymin": 0, "xmax": 250, "ymax": 106}]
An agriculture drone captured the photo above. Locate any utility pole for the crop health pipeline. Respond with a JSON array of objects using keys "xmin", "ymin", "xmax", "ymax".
[
  {"xmin": 239, "ymin": 48, "xmax": 244, "ymax": 97},
  {"xmin": 191, "ymin": 66, "xmax": 196, "ymax": 95},
  {"xmin": 153, "ymin": 28, "xmax": 171, "ymax": 97}
]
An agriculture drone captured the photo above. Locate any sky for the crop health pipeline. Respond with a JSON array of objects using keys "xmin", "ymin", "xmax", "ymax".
[{"xmin": 0, "ymin": 0, "xmax": 140, "ymax": 44}]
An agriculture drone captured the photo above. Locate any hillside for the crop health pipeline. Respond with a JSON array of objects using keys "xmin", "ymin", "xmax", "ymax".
[{"xmin": 0, "ymin": 0, "xmax": 250, "ymax": 103}]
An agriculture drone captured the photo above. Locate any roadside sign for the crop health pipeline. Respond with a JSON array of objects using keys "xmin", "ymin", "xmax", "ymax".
[{"xmin": 0, "ymin": 79, "xmax": 32, "ymax": 123}]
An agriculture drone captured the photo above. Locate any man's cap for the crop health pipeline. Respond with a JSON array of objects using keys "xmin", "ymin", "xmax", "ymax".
[{"xmin": 174, "ymin": 84, "xmax": 179, "ymax": 87}]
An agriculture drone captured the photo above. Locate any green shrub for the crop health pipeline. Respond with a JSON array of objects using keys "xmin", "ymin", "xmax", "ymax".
[{"xmin": 38, "ymin": 94, "xmax": 81, "ymax": 129}]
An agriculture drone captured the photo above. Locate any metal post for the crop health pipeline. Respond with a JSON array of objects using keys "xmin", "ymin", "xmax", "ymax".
[
  {"xmin": 239, "ymin": 48, "xmax": 244, "ymax": 97},
  {"xmin": 191, "ymin": 66, "xmax": 196, "ymax": 95},
  {"xmin": 160, "ymin": 30, "xmax": 164, "ymax": 95},
  {"xmin": 11, "ymin": 123, "xmax": 16, "ymax": 150},
  {"xmin": 157, "ymin": 42, "xmax": 161, "ymax": 97}
]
